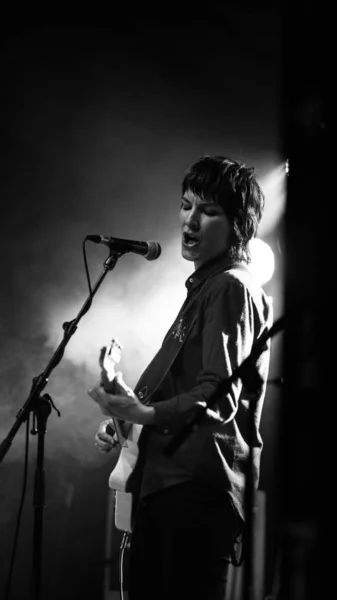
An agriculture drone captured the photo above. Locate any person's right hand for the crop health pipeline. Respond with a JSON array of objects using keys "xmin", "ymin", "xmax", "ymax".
[{"xmin": 94, "ymin": 419, "xmax": 118, "ymax": 453}]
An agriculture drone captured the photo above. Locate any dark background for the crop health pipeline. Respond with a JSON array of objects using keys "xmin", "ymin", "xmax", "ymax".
[{"xmin": 0, "ymin": 4, "xmax": 295, "ymax": 599}]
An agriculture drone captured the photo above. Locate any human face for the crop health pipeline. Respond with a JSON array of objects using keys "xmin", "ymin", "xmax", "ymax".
[{"xmin": 180, "ymin": 189, "xmax": 232, "ymax": 270}]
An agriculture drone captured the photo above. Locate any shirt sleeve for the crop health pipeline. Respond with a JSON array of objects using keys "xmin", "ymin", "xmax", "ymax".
[{"xmin": 153, "ymin": 276, "xmax": 256, "ymax": 433}]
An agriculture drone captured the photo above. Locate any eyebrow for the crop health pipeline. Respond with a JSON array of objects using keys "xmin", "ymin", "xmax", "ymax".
[{"xmin": 181, "ymin": 196, "xmax": 220, "ymax": 208}]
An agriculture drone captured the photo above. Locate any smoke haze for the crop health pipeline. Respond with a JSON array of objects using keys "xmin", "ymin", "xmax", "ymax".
[{"xmin": 0, "ymin": 10, "xmax": 283, "ymax": 598}]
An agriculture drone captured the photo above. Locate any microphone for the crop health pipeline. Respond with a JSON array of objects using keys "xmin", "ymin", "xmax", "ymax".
[{"xmin": 86, "ymin": 235, "xmax": 161, "ymax": 261}]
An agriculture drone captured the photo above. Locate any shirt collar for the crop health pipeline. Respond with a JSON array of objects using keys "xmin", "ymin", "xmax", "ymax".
[{"xmin": 185, "ymin": 251, "xmax": 240, "ymax": 293}]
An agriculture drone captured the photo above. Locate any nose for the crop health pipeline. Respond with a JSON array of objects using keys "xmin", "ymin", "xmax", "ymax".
[{"xmin": 185, "ymin": 207, "xmax": 200, "ymax": 231}]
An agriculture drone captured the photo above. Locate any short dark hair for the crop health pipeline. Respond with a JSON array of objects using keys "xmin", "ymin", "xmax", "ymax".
[{"xmin": 182, "ymin": 155, "xmax": 265, "ymax": 263}]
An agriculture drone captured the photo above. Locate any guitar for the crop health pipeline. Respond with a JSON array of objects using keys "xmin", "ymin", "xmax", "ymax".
[{"xmin": 89, "ymin": 338, "xmax": 142, "ymax": 533}]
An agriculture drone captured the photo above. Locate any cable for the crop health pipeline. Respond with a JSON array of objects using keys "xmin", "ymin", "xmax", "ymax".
[
  {"xmin": 82, "ymin": 238, "xmax": 93, "ymax": 296},
  {"xmin": 4, "ymin": 415, "xmax": 30, "ymax": 599},
  {"xmin": 118, "ymin": 532, "xmax": 130, "ymax": 600}
]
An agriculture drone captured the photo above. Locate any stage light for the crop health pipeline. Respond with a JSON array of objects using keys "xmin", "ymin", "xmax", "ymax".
[{"xmin": 247, "ymin": 238, "xmax": 275, "ymax": 285}]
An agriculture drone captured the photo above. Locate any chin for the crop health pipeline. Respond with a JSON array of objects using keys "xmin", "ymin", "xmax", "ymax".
[{"xmin": 181, "ymin": 247, "xmax": 196, "ymax": 262}]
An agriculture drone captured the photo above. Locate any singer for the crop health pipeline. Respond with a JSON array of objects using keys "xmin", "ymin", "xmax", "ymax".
[{"xmin": 89, "ymin": 155, "xmax": 273, "ymax": 600}]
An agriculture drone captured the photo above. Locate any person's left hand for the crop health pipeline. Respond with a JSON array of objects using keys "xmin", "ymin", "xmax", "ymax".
[{"xmin": 88, "ymin": 372, "xmax": 154, "ymax": 425}]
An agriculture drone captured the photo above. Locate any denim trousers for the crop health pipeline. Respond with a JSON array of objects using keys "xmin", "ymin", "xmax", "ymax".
[{"xmin": 128, "ymin": 480, "xmax": 237, "ymax": 600}]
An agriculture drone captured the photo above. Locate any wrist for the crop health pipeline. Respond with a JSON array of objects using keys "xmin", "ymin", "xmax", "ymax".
[{"xmin": 141, "ymin": 406, "xmax": 155, "ymax": 425}]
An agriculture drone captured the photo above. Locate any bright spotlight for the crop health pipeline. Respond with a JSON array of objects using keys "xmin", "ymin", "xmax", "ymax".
[{"xmin": 247, "ymin": 238, "xmax": 275, "ymax": 285}]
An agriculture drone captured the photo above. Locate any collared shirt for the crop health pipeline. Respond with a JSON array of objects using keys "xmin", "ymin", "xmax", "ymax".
[{"xmin": 130, "ymin": 252, "xmax": 273, "ymax": 524}]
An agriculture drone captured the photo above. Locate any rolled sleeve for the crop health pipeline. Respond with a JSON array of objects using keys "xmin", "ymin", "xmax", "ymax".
[{"xmin": 154, "ymin": 397, "xmax": 180, "ymax": 433}]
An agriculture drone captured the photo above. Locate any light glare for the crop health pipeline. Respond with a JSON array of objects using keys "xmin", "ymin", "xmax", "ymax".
[{"xmin": 247, "ymin": 238, "xmax": 275, "ymax": 285}]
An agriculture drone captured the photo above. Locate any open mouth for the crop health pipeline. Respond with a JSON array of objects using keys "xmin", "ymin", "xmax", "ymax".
[{"xmin": 182, "ymin": 232, "xmax": 200, "ymax": 247}]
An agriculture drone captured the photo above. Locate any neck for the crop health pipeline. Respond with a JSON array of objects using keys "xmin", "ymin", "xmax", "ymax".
[{"xmin": 193, "ymin": 249, "xmax": 231, "ymax": 273}]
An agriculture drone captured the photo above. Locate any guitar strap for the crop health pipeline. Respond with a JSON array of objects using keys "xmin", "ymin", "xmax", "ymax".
[
  {"xmin": 126, "ymin": 261, "xmax": 249, "ymax": 524},
  {"xmin": 133, "ymin": 262, "xmax": 248, "ymax": 403}
]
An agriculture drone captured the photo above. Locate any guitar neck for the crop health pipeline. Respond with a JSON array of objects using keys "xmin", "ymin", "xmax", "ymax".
[
  {"xmin": 107, "ymin": 417, "xmax": 132, "ymax": 445},
  {"xmin": 100, "ymin": 338, "xmax": 134, "ymax": 445}
]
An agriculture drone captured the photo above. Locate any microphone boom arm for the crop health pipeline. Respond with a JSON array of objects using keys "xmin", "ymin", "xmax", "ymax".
[
  {"xmin": 0, "ymin": 249, "xmax": 122, "ymax": 600},
  {"xmin": 0, "ymin": 251, "xmax": 122, "ymax": 463}
]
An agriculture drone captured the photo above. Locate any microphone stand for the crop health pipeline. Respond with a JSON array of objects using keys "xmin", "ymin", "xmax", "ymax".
[
  {"xmin": 0, "ymin": 250, "xmax": 123, "ymax": 600},
  {"xmin": 164, "ymin": 315, "xmax": 285, "ymax": 600}
]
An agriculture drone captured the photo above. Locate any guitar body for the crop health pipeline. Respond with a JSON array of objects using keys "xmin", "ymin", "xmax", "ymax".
[
  {"xmin": 114, "ymin": 490, "xmax": 133, "ymax": 533},
  {"xmin": 91, "ymin": 338, "xmax": 142, "ymax": 533},
  {"xmin": 107, "ymin": 419, "xmax": 142, "ymax": 532}
]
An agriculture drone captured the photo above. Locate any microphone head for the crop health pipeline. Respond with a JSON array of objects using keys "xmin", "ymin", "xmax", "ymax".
[{"xmin": 145, "ymin": 241, "xmax": 162, "ymax": 261}]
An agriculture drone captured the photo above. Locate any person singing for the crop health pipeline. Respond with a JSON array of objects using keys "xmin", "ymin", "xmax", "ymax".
[{"xmin": 90, "ymin": 155, "xmax": 273, "ymax": 600}]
